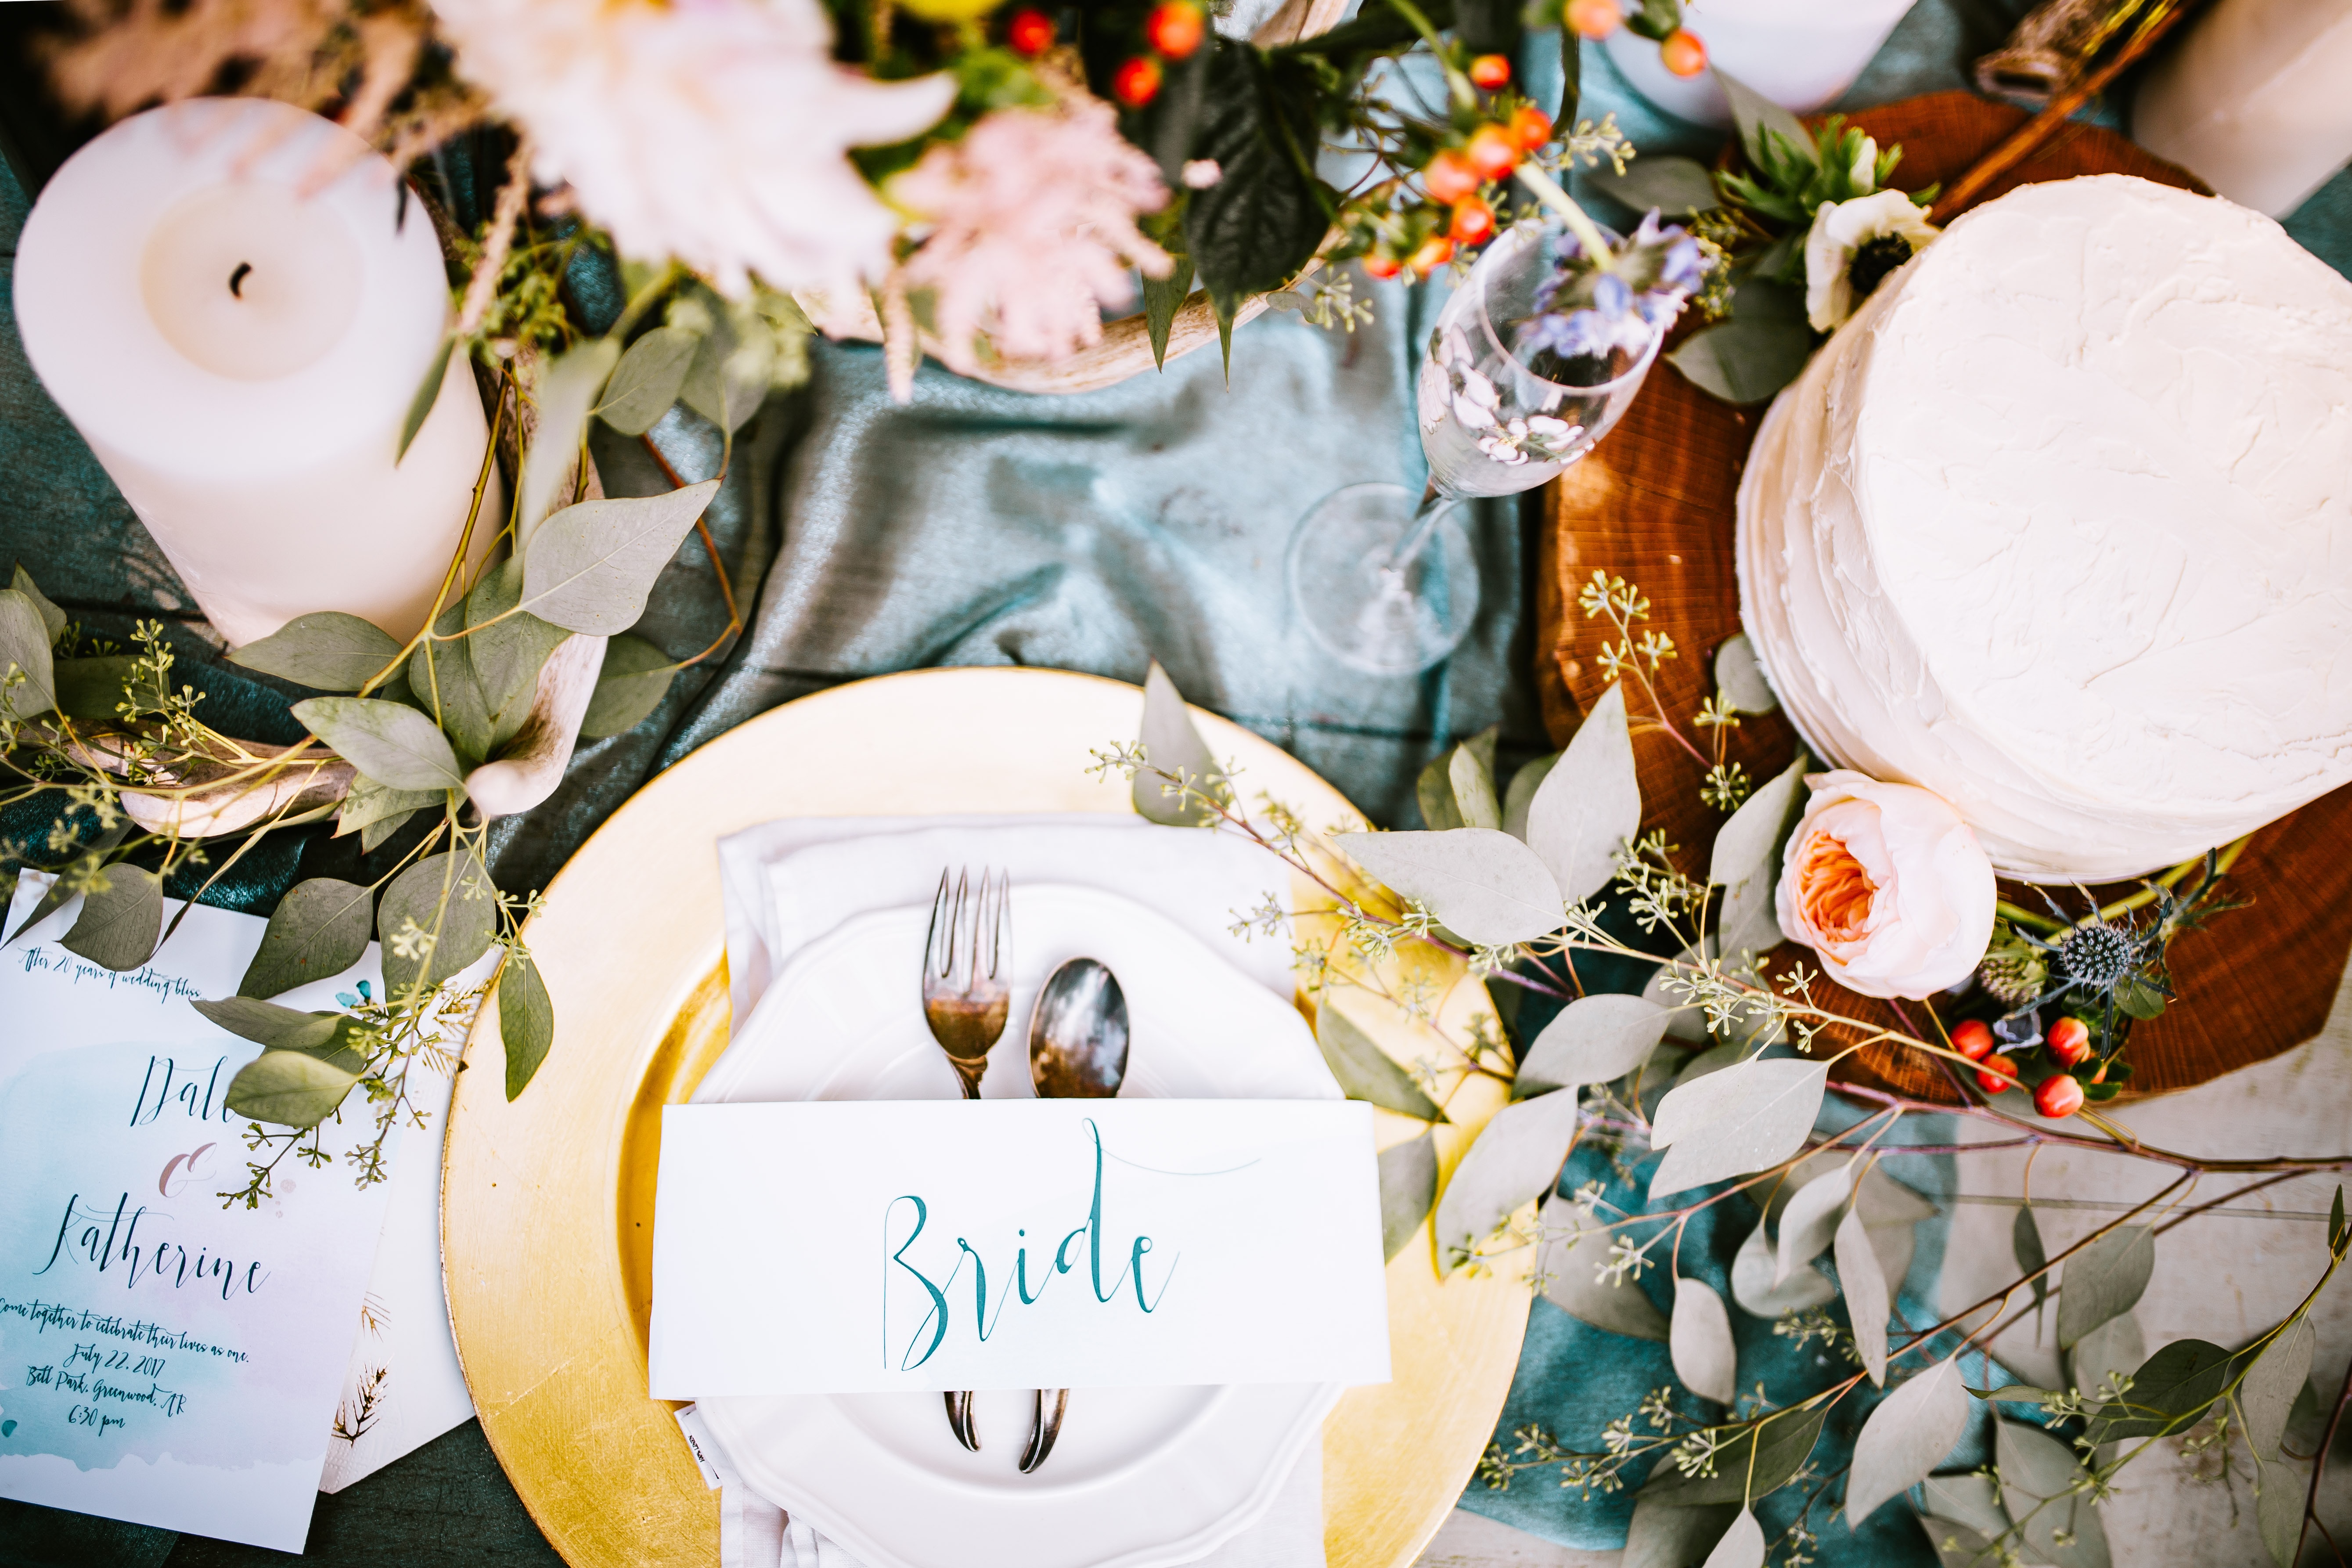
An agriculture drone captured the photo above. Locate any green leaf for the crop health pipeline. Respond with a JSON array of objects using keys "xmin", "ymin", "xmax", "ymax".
[
  {"xmin": 1920, "ymin": 1472, "xmax": 2009, "ymax": 1540},
  {"xmin": 1835, "ymin": 1203, "xmax": 1891, "ymax": 1384},
  {"xmin": 1416, "ymin": 748, "xmax": 1465, "ymax": 831},
  {"xmin": 2115, "ymin": 972, "xmax": 2167, "ymax": 1020},
  {"xmin": 679, "ymin": 300, "xmax": 776, "ymax": 432},
  {"xmin": 1431, "ymin": 1089, "xmax": 1582, "ymax": 1272},
  {"xmin": 53, "ymin": 656, "xmax": 150, "ymax": 721},
  {"xmin": 1649, "ymin": 1056, "xmax": 1828, "ymax": 1197},
  {"xmin": 2057, "ymin": 1224, "xmax": 2155, "ymax": 1348},
  {"xmin": 378, "ymin": 849, "xmax": 498, "ymax": 998},
  {"xmin": 1537, "ymin": 1196, "xmax": 1671, "ymax": 1340},
  {"xmin": 1315, "ymin": 1002, "xmax": 1447, "ymax": 1121},
  {"xmin": 1642, "ymin": 1403, "xmax": 1828, "ymax": 1506},
  {"xmin": 1448, "ymin": 729, "xmax": 1502, "ymax": 830},
  {"xmin": 294, "ymin": 696, "xmax": 468, "ymax": 793},
  {"xmin": 11, "ymin": 565, "xmax": 66, "ymax": 645},
  {"xmin": 192, "ymin": 996, "xmax": 342, "ymax": 1051},
  {"xmin": 238, "ymin": 878, "xmax": 374, "ymax": 999},
  {"xmin": 1134, "ymin": 661, "xmax": 1223, "ymax": 825},
  {"xmin": 406, "ymin": 602, "xmax": 495, "ymax": 767},
  {"xmin": 1377, "ymin": 1131, "xmax": 1438, "ymax": 1261},
  {"xmin": 225, "ymin": 1048, "xmax": 360, "ymax": 1130},
  {"xmin": 0, "ymin": 588, "xmax": 58, "ymax": 720},
  {"xmin": 1846, "ymin": 1359, "xmax": 1970, "ymax": 1525},
  {"xmin": 1709, "ymin": 752, "xmax": 1808, "ymax": 958},
  {"xmin": 1729, "ymin": 1218, "xmax": 1836, "ymax": 1317},
  {"xmin": 1923, "ymin": 1519, "xmax": 2004, "ymax": 1568},
  {"xmin": 499, "ymin": 943, "xmax": 555, "ymax": 1100},
  {"xmin": 230, "ymin": 611, "xmax": 406, "ymax": 692},
  {"xmin": 595, "ymin": 326, "xmax": 700, "ymax": 436},
  {"xmin": 1516, "ymin": 993, "xmax": 1671, "ymax": 1096},
  {"xmin": 1558, "ymin": 12, "xmax": 1581, "ymax": 124},
  {"xmin": 1185, "ymin": 43, "xmax": 1335, "ymax": 309},
  {"xmin": 5, "ymin": 825, "xmax": 129, "ymax": 945},
  {"xmin": 2258, "ymin": 1460, "xmax": 2309, "ymax": 1568},
  {"xmin": 398, "ymin": 337, "xmax": 456, "ymax": 464},
  {"xmin": 1525, "ymin": 682, "xmax": 1640, "ymax": 905},
  {"xmin": 2014, "ymin": 1204, "xmax": 2049, "ymax": 1315},
  {"xmin": 1718, "ymin": 69, "xmax": 1818, "ymax": 180},
  {"xmin": 2243, "ymin": 1317, "xmax": 2317, "ymax": 1461},
  {"xmin": 2083, "ymin": 1338, "xmax": 2242, "ymax": 1445},
  {"xmin": 1501, "ymin": 753, "xmax": 1558, "ymax": 842},
  {"xmin": 2067, "ymin": 1309, "xmax": 2143, "ymax": 1410},
  {"xmin": 521, "ymin": 481, "xmax": 724, "ymax": 635},
  {"xmin": 1994, "ymin": 1418, "xmax": 2111, "ymax": 1568},
  {"xmin": 1590, "ymin": 156, "xmax": 1719, "ymax": 218},
  {"xmin": 1623, "ymin": 1497, "xmax": 1736, "ymax": 1568},
  {"xmin": 1713, "ymin": 634, "xmax": 1777, "ymax": 714},
  {"xmin": 360, "ymin": 810, "xmax": 420, "ymax": 854},
  {"xmin": 1975, "ymin": 1385, "xmax": 2065, "ymax": 1405},
  {"xmin": 1669, "ymin": 1275, "xmax": 1737, "ymax": 1403},
  {"xmin": 63, "ymin": 863, "xmax": 162, "ymax": 971},
  {"xmin": 1333, "ymin": 828, "xmax": 1565, "ymax": 948},
  {"xmin": 1773, "ymin": 1162, "xmax": 1852, "ymax": 1284},
  {"xmin": 1667, "ymin": 282, "xmax": 1814, "ymax": 406},
  {"xmin": 1700, "ymin": 1509, "xmax": 1764, "ymax": 1568},
  {"xmin": 519, "ymin": 338, "xmax": 623, "ymax": 546},
  {"xmin": 2332, "ymin": 1186, "xmax": 2346, "ymax": 1257},
  {"xmin": 1141, "ymin": 205, "xmax": 1195, "ymax": 372},
  {"xmin": 336, "ymin": 774, "xmax": 444, "ymax": 841},
  {"xmin": 465, "ymin": 558, "xmax": 573, "ymax": 753},
  {"xmin": 578, "ymin": 633, "xmax": 678, "ymax": 738}
]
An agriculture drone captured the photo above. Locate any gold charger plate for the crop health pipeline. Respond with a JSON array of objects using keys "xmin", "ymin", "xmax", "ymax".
[{"xmin": 443, "ymin": 666, "xmax": 1532, "ymax": 1568}]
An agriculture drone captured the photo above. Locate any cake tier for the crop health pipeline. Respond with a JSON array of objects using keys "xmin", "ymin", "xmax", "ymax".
[{"xmin": 1738, "ymin": 174, "xmax": 2352, "ymax": 882}]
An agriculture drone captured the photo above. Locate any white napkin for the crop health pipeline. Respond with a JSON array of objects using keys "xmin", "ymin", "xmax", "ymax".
[{"xmin": 697, "ymin": 814, "xmax": 1324, "ymax": 1568}]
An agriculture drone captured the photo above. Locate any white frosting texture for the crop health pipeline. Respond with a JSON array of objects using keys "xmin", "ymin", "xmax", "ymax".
[{"xmin": 1736, "ymin": 175, "xmax": 2352, "ymax": 882}]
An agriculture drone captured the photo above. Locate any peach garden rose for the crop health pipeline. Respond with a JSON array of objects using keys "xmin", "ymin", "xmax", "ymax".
[{"xmin": 1774, "ymin": 769, "xmax": 1996, "ymax": 1000}]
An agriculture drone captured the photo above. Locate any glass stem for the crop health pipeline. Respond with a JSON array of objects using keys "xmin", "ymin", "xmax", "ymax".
[{"xmin": 1383, "ymin": 481, "xmax": 1452, "ymax": 573}]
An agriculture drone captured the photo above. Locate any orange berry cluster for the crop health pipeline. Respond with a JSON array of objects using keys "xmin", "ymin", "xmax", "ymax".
[
  {"xmin": 1562, "ymin": 0, "xmax": 1706, "ymax": 77},
  {"xmin": 1951, "ymin": 1015, "xmax": 2097, "ymax": 1119},
  {"xmin": 1102, "ymin": 2, "xmax": 1207, "ymax": 108},
  {"xmin": 1361, "ymin": 63, "xmax": 1552, "ymax": 281}
]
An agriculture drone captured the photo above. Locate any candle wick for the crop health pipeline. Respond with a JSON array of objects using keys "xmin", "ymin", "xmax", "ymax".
[{"xmin": 229, "ymin": 262, "xmax": 253, "ymax": 299}]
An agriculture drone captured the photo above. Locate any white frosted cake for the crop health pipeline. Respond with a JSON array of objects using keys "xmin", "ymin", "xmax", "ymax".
[{"xmin": 1736, "ymin": 174, "xmax": 2352, "ymax": 883}]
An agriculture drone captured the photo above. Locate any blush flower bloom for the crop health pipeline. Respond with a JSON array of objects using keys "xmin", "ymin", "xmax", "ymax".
[
  {"xmin": 430, "ymin": 0, "xmax": 955, "ymax": 296},
  {"xmin": 890, "ymin": 95, "xmax": 1171, "ymax": 374},
  {"xmin": 1775, "ymin": 769, "xmax": 1996, "ymax": 999}
]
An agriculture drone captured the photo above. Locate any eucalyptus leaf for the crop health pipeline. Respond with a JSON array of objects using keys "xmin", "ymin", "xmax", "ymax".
[
  {"xmin": 1845, "ymin": 1359, "xmax": 1970, "ymax": 1525},
  {"xmin": 1502, "ymin": 752, "xmax": 1559, "ymax": 842},
  {"xmin": 465, "ymin": 558, "xmax": 573, "ymax": 752},
  {"xmin": 398, "ymin": 336, "xmax": 454, "ymax": 463},
  {"xmin": 1711, "ymin": 634, "xmax": 1777, "ymax": 716},
  {"xmin": 1516, "ymin": 994, "xmax": 1671, "ymax": 1096},
  {"xmin": 229, "ymin": 611, "xmax": 405, "ymax": 692},
  {"xmin": 1431, "ymin": 1089, "xmax": 1582, "ymax": 1273},
  {"xmin": 377, "ymin": 849, "xmax": 497, "ymax": 998},
  {"xmin": 11, "ymin": 564, "xmax": 66, "ymax": 645},
  {"xmin": 1624, "ymin": 1496, "xmax": 1737, "ymax": 1568},
  {"xmin": 406, "ymin": 601, "xmax": 495, "ymax": 767},
  {"xmin": 1537, "ymin": 1196, "xmax": 1670, "ymax": 1341},
  {"xmin": 1922, "ymin": 1518, "xmax": 2003, "ymax": 1568},
  {"xmin": 1135, "ymin": 661, "xmax": 1221, "ymax": 825},
  {"xmin": 1920, "ymin": 1472, "xmax": 2009, "ymax": 1540},
  {"xmin": 0, "ymin": 588, "xmax": 58, "ymax": 720},
  {"xmin": 1448, "ymin": 742, "xmax": 1502, "ymax": 831},
  {"xmin": 2083, "ymin": 1338, "xmax": 2241, "ymax": 1446},
  {"xmin": 2244, "ymin": 1318, "xmax": 2318, "ymax": 1461},
  {"xmin": 1649, "ymin": 1057, "xmax": 1828, "ymax": 1197},
  {"xmin": 679, "ymin": 303, "xmax": 777, "ymax": 432},
  {"xmin": 1773, "ymin": 1161, "xmax": 1852, "ymax": 1284},
  {"xmin": 1856, "ymin": 1167, "xmax": 1938, "ymax": 1229},
  {"xmin": 1642, "ymin": 1403, "xmax": 1827, "ymax": 1507},
  {"xmin": 336, "ymin": 775, "xmax": 444, "ymax": 840},
  {"xmin": 2067, "ymin": 1310, "xmax": 2145, "ymax": 1412},
  {"xmin": 2057, "ymin": 1225, "xmax": 2155, "ymax": 1348},
  {"xmin": 1699, "ymin": 1508, "xmax": 1763, "ymax": 1568},
  {"xmin": 5, "ymin": 826, "xmax": 128, "ymax": 946},
  {"xmin": 224, "ymin": 1048, "xmax": 360, "ymax": 1129},
  {"xmin": 293, "ymin": 696, "xmax": 468, "ymax": 793},
  {"xmin": 1591, "ymin": 155, "xmax": 1720, "ymax": 218},
  {"xmin": 1524, "ymin": 682, "xmax": 1640, "ymax": 905},
  {"xmin": 238, "ymin": 878, "xmax": 373, "ymax": 999},
  {"xmin": 63, "ymin": 864, "xmax": 162, "ymax": 971},
  {"xmin": 1334, "ymin": 828, "xmax": 1564, "ymax": 948},
  {"xmin": 521, "ymin": 480, "xmax": 722, "ymax": 635},
  {"xmin": 1416, "ymin": 747, "xmax": 1464, "ymax": 832},
  {"xmin": 54, "ymin": 656, "xmax": 148, "ymax": 721},
  {"xmin": 1718, "ymin": 68, "xmax": 1817, "ymax": 177},
  {"xmin": 595, "ymin": 325, "xmax": 700, "ymax": 436},
  {"xmin": 1834, "ymin": 1204, "xmax": 1891, "ymax": 1384},
  {"xmin": 499, "ymin": 942, "xmax": 554, "ymax": 1100},
  {"xmin": 2332, "ymin": 1186, "xmax": 2346, "ymax": 1257},
  {"xmin": 2258, "ymin": 1459, "xmax": 2309, "ymax": 1568},
  {"xmin": 1668, "ymin": 282, "xmax": 1813, "ymax": 406},
  {"xmin": 1995, "ymin": 1418, "xmax": 2111, "ymax": 1568},
  {"xmin": 1378, "ymin": 1131, "xmax": 1438, "ymax": 1262},
  {"xmin": 578, "ymin": 633, "xmax": 677, "ymax": 738},
  {"xmin": 191, "ymin": 996, "xmax": 341, "ymax": 1051},
  {"xmin": 1642, "ymin": 941, "xmax": 1715, "ymax": 1044},
  {"xmin": 2014, "ymin": 1204, "xmax": 2050, "ymax": 1318},
  {"xmin": 1731, "ymin": 1219, "xmax": 1837, "ymax": 1316},
  {"xmin": 1315, "ymin": 1002, "xmax": 1446, "ymax": 1121},
  {"xmin": 360, "ymin": 810, "xmax": 418, "ymax": 853},
  {"xmin": 1670, "ymin": 1276, "xmax": 1738, "ymax": 1404},
  {"xmin": 519, "ymin": 338, "xmax": 622, "ymax": 546}
]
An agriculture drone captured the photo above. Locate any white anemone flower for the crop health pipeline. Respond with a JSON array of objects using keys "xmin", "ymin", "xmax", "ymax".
[
  {"xmin": 1803, "ymin": 187, "xmax": 1939, "ymax": 333},
  {"xmin": 432, "ymin": 0, "xmax": 957, "ymax": 296}
]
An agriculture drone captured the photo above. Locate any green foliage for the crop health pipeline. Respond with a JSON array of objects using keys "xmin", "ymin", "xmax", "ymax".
[
  {"xmin": 1639, "ymin": 1403, "xmax": 1827, "ymax": 1506},
  {"xmin": 1183, "ymin": 43, "xmax": 1336, "ymax": 312},
  {"xmin": 11, "ymin": 564, "xmax": 67, "ymax": 646},
  {"xmin": 62, "ymin": 862, "xmax": 162, "ymax": 971},
  {"xmin": 398, "ymin": 337, "xmax": 455, "ymax": 464},
  {"xmin": 498, "ymin": 942, "xmax": 555, "ymax": 1100},
  {"xmin": 225, "ymin": 1048, "xmax": 363, "ymax": 1131},
  {"xmin": 378, "ymin": 849, "xmax": 498, "ymax": 997},
  {"xmin": 0, "ymin": 588, "xmax": 58, "ymax": 721},
  {"xmin": 1133, "ymin": 660, "xmax": 1225, "ymax": 825},
  {"xmin": 294, "ymin": 696, "xmax": 470, "ymax": 794},
  {"xmin": 239, "ymin": 877, "xmax": 374, "ymax": 1000},
  {"xmin": 1378, "ymin": 1130, "xmax": 1439, "ymax": 1261},
  {"xmin": 595, "ymin": 326, "xmax": 701, "ymax": 436},
  {"xmin": 521, "ymin": 481, "xmax": 724, "ymax": 634},
  {"xmin": 1666, "ymin": 279, "xmax": 1812, "ymax": 405},
  {"xmin": 1431, "ymin": 1087, "xmax": 1580, "ymax": 1272},
  {"xmin": 231, "ymin": 611, "xmax": 406, "ymax": 692},
  {"xmin": 2058, "ymin": 1224, "xmax": 2155, "ymax": 1348},
  {"xmin": 578, "ymin": 633, "xmax": 678, "ymax": 738},
  {"xmin": 1140, "ymin": 203, "xmax": 1195, "ymax": 371},
  {"xmin": 1316, "ymin": 1001, "xmax": 1448, "ymax": 1121}
]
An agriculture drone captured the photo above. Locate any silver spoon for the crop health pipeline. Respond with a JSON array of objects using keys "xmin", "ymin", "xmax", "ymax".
[{"xmin": 1020, "ymin": 957, "xmax": 1129, "ymax": 1474}]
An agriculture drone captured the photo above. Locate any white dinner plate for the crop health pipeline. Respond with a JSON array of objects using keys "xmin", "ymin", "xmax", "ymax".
[{"xmin": 689, "ymin": 882, "xmax": 1344, "ymax": 1568}]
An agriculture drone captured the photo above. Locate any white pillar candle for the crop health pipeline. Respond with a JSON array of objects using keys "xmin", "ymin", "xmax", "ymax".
[
  {"xmin": 13, "ymin": 97, "xmax": 497, "ymax": 648},
  {"xmin": 1603, "ymin": 0, "xmax": 1920, "ymax": 130},
  {"xmin": 2134, "ymin": 0, "xmax": 2352, "ymax": 219}
]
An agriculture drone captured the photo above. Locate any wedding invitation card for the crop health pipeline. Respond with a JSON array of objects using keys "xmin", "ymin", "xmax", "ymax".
[
  {"xmin": 649, "ymin": 1099, "xmax": 1391, "ymax": 1396},
  {"xmin": 0, "ymin": 880, "xmax": 398, "ymax": 1550}
]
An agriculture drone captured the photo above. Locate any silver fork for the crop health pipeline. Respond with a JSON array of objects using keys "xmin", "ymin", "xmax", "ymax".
[{"xmin": 921, "ymin": 868, "xmax": 1009, "ymax": 1450}]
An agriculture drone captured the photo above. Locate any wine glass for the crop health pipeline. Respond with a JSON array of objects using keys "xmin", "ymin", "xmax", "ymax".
[{"xmin": 1288, "ymin": 218, "xmax": 1668, "ymax": 677}]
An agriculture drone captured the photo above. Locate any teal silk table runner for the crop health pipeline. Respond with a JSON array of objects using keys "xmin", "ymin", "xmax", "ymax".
[{"xmin": 4, "ymin": 3, "xmax": 2351, "ymax": 1562}]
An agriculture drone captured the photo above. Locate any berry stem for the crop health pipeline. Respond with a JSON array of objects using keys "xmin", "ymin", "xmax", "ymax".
[{"xmin": 1513, "ymin": 162, "xmax": 1617, "ymax": 271}]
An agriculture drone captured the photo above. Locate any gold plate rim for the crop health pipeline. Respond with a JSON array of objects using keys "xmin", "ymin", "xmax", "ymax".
[{"xmin": 441, "ymin": 667, "xmax": 1531, "ymax": 1568}]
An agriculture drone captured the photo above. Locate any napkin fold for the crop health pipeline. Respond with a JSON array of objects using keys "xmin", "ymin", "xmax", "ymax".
[{"xmin": 695, "ymin": 814, "xmax": 1324, "ymax": 1568}]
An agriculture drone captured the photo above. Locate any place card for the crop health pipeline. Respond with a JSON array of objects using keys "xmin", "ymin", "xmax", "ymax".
[
  {"xmin": 0, "ymin": 880, "xmax": 395, "ymax": 1550},
  {"xmin": 649, "ymin": 1099, "xmax": 1391, "ymax": 1395}
]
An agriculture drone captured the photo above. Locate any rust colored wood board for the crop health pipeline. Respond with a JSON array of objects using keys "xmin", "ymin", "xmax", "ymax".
[{"xmin": 1537, "ymin": 92, "xmax": 2352, "ymax": 1099}]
